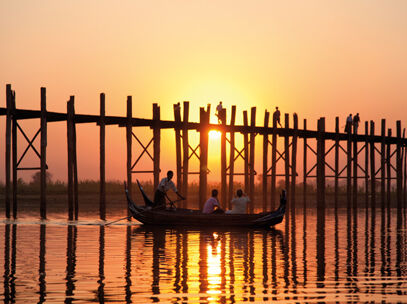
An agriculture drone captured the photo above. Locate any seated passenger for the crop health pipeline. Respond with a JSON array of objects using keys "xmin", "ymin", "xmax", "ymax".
[
  {"xmin": 203, "ymin": 189, "xmax": 224, "ymax": 214},
  {"xmin": 226, "ymin": 189, "xmax": 250, "ymax": 214}
]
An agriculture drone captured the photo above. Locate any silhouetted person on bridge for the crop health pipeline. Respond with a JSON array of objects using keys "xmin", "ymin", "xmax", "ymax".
[
  {"xmin": 345, "ymin": 113, "xmax": 352, "ymax": 133},
  {"xmin": 273, "ymin": 106, "xmax": 282, "ymax": 127},
  {"xmin": 216, "ymin": 101, "xmax": 223, "ymax": 123},
  {"xmin": 353, "ymin": 113, "xmax": 360, "ymax": 133}
]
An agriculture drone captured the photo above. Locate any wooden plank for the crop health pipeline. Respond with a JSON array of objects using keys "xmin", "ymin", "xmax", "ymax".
[
  {"xmin": 291, "ymin": 113, "xmax": 298, "ymax": 213},
  {"xmin": 353, "ymin": 115, "xmax": 358, "ymax": 209},
  {"xmin": 153, "ymin": 104, "xmax": 161, "ymax": 191},
  {"xmin": 221, "ymin": 108, "xmax": 227, "ymax": 209},
  {"xmin": 249, "ymin": 107, "xmax": 256, "ymax": 213},
  {"xmin": 334, "ymin": 117, "xmax": 339, "ymax": 209},
  {"xmin": 182, "ymin": 101, "xmax": 189, "ymax": 208},
  {"xmin": 303, "ymin": 119, "xmax": 307, "ymax": 210},
  {"xmin": 228, "ymin": 106, "xmax": 236, "ymax": 209},
  {"xmin": 100, "ymin": 93, "xmax": 106, "ymax": 220},
  {"xmin": 199, "ymin": 107, "xmax": 209, "ymax": 209},
  {"xmin": 381, "ymin": 119, "xmax": 386, "ymax": 209},
  {"xmin": 370, "ymin": 121, "xmax": 376, "ymax": 209},
  {"xmin": 386, "ymin": 128, "xmax": 391, "ymax": 209},
  {"xmin": 5, "ymin": 84, "xmax": 11, "ymax": 218},
  {"xmin": 11, "ymin": 90, "xmax": 17, "ymax": 219},
  {"xmin": 364, "ymin": 121, "xmax": 369, "ymax": 208},
  {"xmin": 284, "ymin": 114, "xmax": 290, "ymax": 204},
  {"xmin": 396, "ymin": 121, "xmax": 402, "ymax": 209},
  {"xmin": 270, "ymin": 112, "xmax": 277, "ymax": 210},
  {"xmin": 67, "ymin": 97, "xmax": 74, "ymax": 220},
  {"xmin": 40, "ymin": 87, "xmax": 47, "ymax": 219},
  {"xmin": 126, "ymin": 96, "xmax": 132, "ymax": 217},
  {"xmin": 1, "ymin": 105, "xmax": 407, "ymax": 145},
  {"xmin": 243, "ymin": 111, "xmax": 249, "ymax": 194},
  {"xmin": 262, "ymin": 110, "xmax": 269, "ymax": 212},
  {"xmin": 173, "ymin": 103, "xmax": 182, "ymax": 191}
]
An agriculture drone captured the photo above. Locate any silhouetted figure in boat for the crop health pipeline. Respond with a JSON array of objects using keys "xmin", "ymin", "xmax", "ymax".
[
  {"xmin": 203, "ymin": 189, "xmax": 224, "ymax": 214},
  {"xmin": 345, "ymin": 113, "xmax": 352, "ymax": 133},
  {"xmin": 216, "ymin": 101, "xmax": 223, "ymax": 123},
  {"xmin": 225, "ymin": 189, "xmax": 250, "ymax": 214},
  {"xmin": 153, "ymin": 170, "xmax": 185, "ymax": 209},
  {"xmin": 273, "ymin": 106, "xmax": 282, "ymax": 127},
  {"xmin": 353, "ymin": 113, "xmax": 360, "ymax": 133}
]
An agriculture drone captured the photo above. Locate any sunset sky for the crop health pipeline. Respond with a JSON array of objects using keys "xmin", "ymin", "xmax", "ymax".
[{"xmin": 1, "ymin": 0, "xmax": 407, "ymax": 183}]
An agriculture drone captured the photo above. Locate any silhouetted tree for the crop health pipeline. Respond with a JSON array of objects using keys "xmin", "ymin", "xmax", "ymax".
[{"xmin": 30, "ymin": 171, "xmax": 52, "ymax": 185}]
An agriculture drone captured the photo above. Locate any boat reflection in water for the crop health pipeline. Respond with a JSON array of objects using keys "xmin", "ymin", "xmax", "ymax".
[{"xmin": 1, "ymin": 208, "xmax": 407, "ymax": 303}]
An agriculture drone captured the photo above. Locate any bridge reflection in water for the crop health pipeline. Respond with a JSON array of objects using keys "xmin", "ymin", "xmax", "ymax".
[{"xmin": 1, "ymin": 208, "xmax": 406, "ymax": 303}]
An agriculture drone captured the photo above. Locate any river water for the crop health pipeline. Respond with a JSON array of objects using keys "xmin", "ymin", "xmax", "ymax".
[{"xmin": 1, "ymin": 208, "xmax": 406, "ymax": 303}]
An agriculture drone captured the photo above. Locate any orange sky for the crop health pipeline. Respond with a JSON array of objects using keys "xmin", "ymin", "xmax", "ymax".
[{"xmin": 1, "ymin": 1, "xmax": 407, "ymax": 183}]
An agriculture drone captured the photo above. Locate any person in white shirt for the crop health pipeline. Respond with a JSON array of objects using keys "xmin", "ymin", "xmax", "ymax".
[
  {"xmin": 153, "ymin": 170, "xmax": 185, "ymax": 209},
  {"xmin": 226, "ymin": 189, "xmax": 250, "ymax": 214}
]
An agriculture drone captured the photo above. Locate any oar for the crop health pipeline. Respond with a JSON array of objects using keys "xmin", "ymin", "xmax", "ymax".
[
  {"xmin": 105, "ymin": 215, "xmax": 132, "ymax": 226},
  {"xmin": 165, "ymin": 194, "xmax": 185, "ymax": 209}
]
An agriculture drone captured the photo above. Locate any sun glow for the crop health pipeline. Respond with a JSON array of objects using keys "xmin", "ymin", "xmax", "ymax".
[{"xmin": 208, "ymin": 130, "xmax": 221, "ymax": 141}]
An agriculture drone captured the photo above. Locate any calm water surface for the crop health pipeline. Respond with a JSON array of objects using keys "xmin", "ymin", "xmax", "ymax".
[{"xmin": 1, "ymin": 208, "xmax": 406, "ymax": 303}]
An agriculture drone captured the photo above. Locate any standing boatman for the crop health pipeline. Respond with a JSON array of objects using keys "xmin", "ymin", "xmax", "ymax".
[{"xmin": 153, "ymin": 170, "xmax": 185, "ymax": 209}]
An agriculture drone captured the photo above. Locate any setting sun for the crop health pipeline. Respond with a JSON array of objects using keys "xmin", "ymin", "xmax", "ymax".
[{"xmin": 209, "ymin": 130, "xmax": 222, "ymax": 141}]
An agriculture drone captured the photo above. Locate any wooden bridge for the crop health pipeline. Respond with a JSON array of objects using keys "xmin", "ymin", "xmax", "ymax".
[{"xmin": 1, "ymin": 84, "xmax": 406, "ymax": 220}]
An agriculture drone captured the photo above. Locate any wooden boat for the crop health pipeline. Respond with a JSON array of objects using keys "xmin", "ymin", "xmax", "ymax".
[{"xmin": 125, "ymin": 180, "xmax": 286, "ymax": 228}]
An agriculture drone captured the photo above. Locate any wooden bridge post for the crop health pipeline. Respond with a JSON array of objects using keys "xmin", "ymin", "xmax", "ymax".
[
  {"xmin": 173, "ymin": 104, "xmax": 182, "ymax": 191},
  {"xmin": 353, "ymin": 118, "xmax": 358, "ymax": 209},
  {"xmin": 182, "ymin": 101, "xmax": 189, "ymax": 208},
  {"xmin": 291, "ymin": 113, "xmax": 298, "ymax": 213},
  {"xmin": 40, "ymin": 87, "xmax": 47, "ymax": 219},
  {"xmin": 386, "ymin": 128, "xmax": 392, "ymax": 209},
  {"xmin": 396, "ymin": 121, "xmax": 402, "ymax": 209},
  {"xmin": 364, "ymin": 121, "xmax": 369, "ymax": 208},
  {"xmin": 317, "ymin": 118, "xmax": 326, "ymax": 214},
  {"xmin": 404, "ymin": 129, "xmax": 407, "ymax": 209},
  {"xmin": 5, "ymin": 84, "xmax": 11, "ymax": 218},
  {"xmin": 346, "ymin": 118, "xmax": 352, "ymax": 210},
  {"xmin": 126, "ymin": 96, "xmax": 132, "ymax": 213},
  {"xmin": 249, "ymin": 107, "xmax": 256, "ymax": 212},
  {"xmin": 270, "ymin": 114, "xmax": 277, "ymax": 210},
  {"xmin": 334, "ymin": 117, "xmax": 339, "ymax": 209},
  {"xmin": 370, "ymin": 121, "xmax": 376, "ymax": 209},
  {"xmin": 380, "ymin": 119, "xmax": 386, "ymax": 209},
  {"xmin": 303, "ymin": 119, "xmax": 307, "ymax": 210},
  {"xmin": 72, "ymin": 100, "xmax": 79, "ymax": 220},
  {"xmin": 11, "ymin": 89, "xmax": 17, "ymax": 219},
  {"xmin": 67, "ymin": 97, "xmax": 74, "ymax": 220},
  {"xmin": 199, "ymin": 106, "xmax": 209, "ymax": 209},
  {"xmin": 220, "ymin": 108, "xmax": 227, "ymax": 209},
  {"xmin": 243, "ymin": 111, "xmax": 249, "ymax": 195},
  {"xmin": 284, "ymin": 114, "xmax": 290, "ymax": 204},
  {"xmin": 262, "ymin": 110, "xmax": 270, "ymax": 212},
  {"xmin": 99, "ymin": 93, "xmax": 106, "ymax": 220},
  {"xmin": 153, "ymin": 104, "xmax": 161, "ymax": 191},
  {"xmin": 228, "ymin": 106, "xmax": 236, "ymax": 209}
]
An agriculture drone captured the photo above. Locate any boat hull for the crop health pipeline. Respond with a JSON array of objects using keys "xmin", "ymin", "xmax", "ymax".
[
  {"xmin": 126, "ymin": 181, "xmax": 286, "ymax": 228},
  {"xmin": 128, "ymin": 205, "xmax": 284, "ymax": 227}
]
